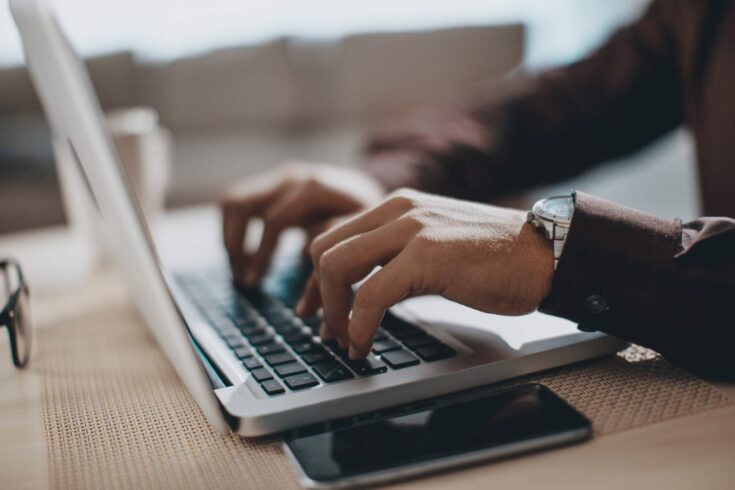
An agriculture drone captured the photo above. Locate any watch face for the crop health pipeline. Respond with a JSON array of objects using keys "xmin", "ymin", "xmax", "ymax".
[{"xmin": 534, "ymin": 196, "xmax": 574, "ymax": 222}]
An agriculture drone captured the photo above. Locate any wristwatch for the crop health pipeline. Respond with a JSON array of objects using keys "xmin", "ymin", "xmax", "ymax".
[{"xmin": 526, "ymin": 194, "xmax": 575, "ymax": 269}]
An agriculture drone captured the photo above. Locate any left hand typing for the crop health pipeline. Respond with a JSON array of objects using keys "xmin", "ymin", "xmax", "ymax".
[{"xmin": 296, "ymin": 189, "xmax": 555, "ymax": 359}]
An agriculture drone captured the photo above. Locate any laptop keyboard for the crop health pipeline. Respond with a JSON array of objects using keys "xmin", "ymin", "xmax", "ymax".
[{"xmin": 175, "ymin": 263, "xmax": 456, "ymax": 397}]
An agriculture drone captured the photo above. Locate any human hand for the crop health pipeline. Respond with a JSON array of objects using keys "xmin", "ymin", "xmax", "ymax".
[
  {"xmin": 297, "ymin": 189, "xmax": 554, "ymax": 358},
  {"xmin": 221, "ymin": 163, "xmax": 385, "ymax": 286}
]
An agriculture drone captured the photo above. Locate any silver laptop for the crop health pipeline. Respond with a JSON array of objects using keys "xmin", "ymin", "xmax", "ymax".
[{"xmin": 11, "ymin": 0, "xmax": 626, "ymax": 437}]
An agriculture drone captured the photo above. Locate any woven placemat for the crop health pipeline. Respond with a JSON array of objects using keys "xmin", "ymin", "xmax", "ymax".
[{"xmin": 35, "ymin": 283, "xmax": 731, "ymax": 490}]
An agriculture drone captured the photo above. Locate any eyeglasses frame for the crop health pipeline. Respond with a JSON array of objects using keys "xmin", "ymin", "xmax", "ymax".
[{"xmin": 0, "ymin": 259, "xmax": 31, "ymax": 368}]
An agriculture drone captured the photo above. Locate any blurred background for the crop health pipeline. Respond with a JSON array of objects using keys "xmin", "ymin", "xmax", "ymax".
[{"xmin": 0, "ymin": 0, "xmax": 700, "ymax": 236}]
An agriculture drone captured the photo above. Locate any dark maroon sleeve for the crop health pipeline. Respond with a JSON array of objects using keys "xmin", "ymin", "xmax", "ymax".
[
  {"xmin": 539, "ymin": 191, "xmax": 735, "ymax": 379},
  {"xmin": 363, "ymin": 0, "xmax": 682, "ymax": 201}
]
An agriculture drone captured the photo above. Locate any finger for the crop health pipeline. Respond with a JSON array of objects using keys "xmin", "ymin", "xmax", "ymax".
[
  {"xmin": 348, "ymin": 252, "xmax": 417, "ymax": 358},
  {"xmin": 310, "ymin": 194, "xmax": 412, "ymax": 274},
  {"xmin": 302, "ymin": 221, "xmax": 328, "ymax": 260},
  {"xmin": 296, "ymin": 271, "xmax": 321, "ymax": 317},
  {"xmin": 220, "ymin": 184, "xmax": 280, "ymax": 282},
  {"xmin": 222, "ymin": 203, "xmax": 250, "ymax": 282},
  {"xmin": 318, "ymin": 220, "xmax": 412, "ymax": 349},
  {"xmin": 295, "ymin": 272, "xmax": 334, "ymax": 340},
  {"xmin": 244, "ymin": 185, "xmax": 305, "ymax": 286}
]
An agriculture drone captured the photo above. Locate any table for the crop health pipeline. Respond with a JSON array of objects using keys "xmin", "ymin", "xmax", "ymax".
[{"xmin": 1, "ymin": 208, "xmax": 734, "ymax": 490}]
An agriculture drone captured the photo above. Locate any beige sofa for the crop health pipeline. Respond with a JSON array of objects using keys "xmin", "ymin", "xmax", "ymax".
[{"xmin": 0, "ymin": 25, "xmax": 523, "ymax": 232}]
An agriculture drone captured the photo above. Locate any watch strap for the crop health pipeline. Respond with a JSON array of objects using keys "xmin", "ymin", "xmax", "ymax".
[{"xmin": 551, "ymin": 221, "xmax": 568, "ymax": 269}]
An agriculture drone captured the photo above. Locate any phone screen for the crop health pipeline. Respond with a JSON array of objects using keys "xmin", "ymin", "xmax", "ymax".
[{"xmin": 285, "ymin": 384, "xmax": 590, "ymax": 485}]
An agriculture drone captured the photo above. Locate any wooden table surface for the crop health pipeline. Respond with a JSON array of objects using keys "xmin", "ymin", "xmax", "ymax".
[{"xmin": 1, "ymin": 212, "xmax": 734, "ymax": 490}]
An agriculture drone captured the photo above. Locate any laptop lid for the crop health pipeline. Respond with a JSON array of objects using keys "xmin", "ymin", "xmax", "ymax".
[{"xmin": 10, "ymin": 0, "xmax": 229, "ymax": 433}]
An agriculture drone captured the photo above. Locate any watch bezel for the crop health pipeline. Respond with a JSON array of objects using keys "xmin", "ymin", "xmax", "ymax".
[{"xmin": 532, "ymin": 195, "xmax": 574, "ymax": 226}]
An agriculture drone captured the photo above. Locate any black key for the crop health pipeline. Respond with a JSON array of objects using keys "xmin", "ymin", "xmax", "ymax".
[
  {"xmin": 225, "ymin": 336, "xmax": 247, "ymax": 349},
  {"xmin": 261, "ymin": 379, "xmax": 285, "ymax": 396},
  {"xmin": 374, "ymin": 328, "xmax": 388, "ymax": 341},
  {"xmin": 324, "ymin": 340, "xmax": 349, "ymax": 358},
  {"xmin": 221, "ymin": 331, "xmax": 241, "ymax": 342},
  {"xmin": 233, "ymin": 346, "xmax": 253, "ymax": 359},
  {"xmin": 261, "ymin": 305, "xmax": 290, "ymax": 324},
  {"xmin": 232, "ymin": 316, "xmax": 251, "ymax": 328},
  {"xmin": 291, "ymin": 341, "xmax": 317, "ymax": 354},
  {"xmin": 240, "ymin": 288, "xmax": 267, "ymax": 307},
  {"xmin": 284, "ymin": 372, "xmax": 319, "ymax": 390},
  {"xmin": 345, "ymin": 355, "xmax": 388, "ymax": 376},
  {"xmin": 323, "ymin": 339, "xmax": 340, "ymax": 350},
  {"xmin": 387, "ymin": 324, "xmax": 421, "ymax": 339},
  {"xmin": 381, "ymin": 349, "xmax": 420, "ymax": 369},
  {"xmin": 281, "ymin": 330, "xmax": 308, "ymax": 343},
  {"xmin": 248, "ymin": 332, "xmax": 274, "ymax": 346},
  {"xmin": 302, "ymin": 316, "xmax": 321, "ymax": 333},
  {"xmin": 312, "ymin": 361, "xmax": 354, "ymax": 383},
  {"xmin": 271, "ymin": 322, "xmax": 298, "ymax": 335},
  {"xmin": 250, "ymin": 367, "xmax": 273, "ymax": 382},
  {"xmin": 243, "ymin": 357, "xmax": 263, "ymax": 370},
  {"xmin": 275, "ymin": 362, "xmax": 307, "ymax": 378},
  {"xmin": 383, "ymin": 316, "xmax": 422, "ymax": 339},
  {"xmin": 239, "ymin": 324, "xmax": 266, "ymax": 337},
  {"xmin": 264, "ymin": 351, "xmax": 296, "ymax": 366},
  {"xmin": 402, "ymin": 334, "xmax": 438, "ymax": 350},
  {"xmin": 372, "ymin": 339, "xmax": 400, "ymax": 354},
  {"xmin": 414, "ymin": 343, "xmax": 457, "ymax": 362},
  {"xmin": 257, "ymin": 342, "xmax": 286, "ymax": 356},
  {"xmin": 302, "ymin": 349, "xmax": 331, "ymax": 365}
]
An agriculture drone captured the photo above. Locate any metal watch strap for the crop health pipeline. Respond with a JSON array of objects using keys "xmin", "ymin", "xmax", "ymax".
[
  {"xmin": 550, "ymin": 221, "xmax": 567, "ymax": 269},
  {"xmin": 526, "ymin": 208, "xmax": 569, "ymax": 270}
]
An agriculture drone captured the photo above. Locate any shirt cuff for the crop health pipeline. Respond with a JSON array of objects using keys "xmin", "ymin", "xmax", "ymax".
[{"xmin": 539, "ymin": 191, "xmax": 681, "ymax": 348}]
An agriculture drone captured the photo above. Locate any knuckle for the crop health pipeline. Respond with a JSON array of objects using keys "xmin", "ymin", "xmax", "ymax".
[
  {"xmin": 391, "ymin": 187, "xmax": 417, "ymax": 198},
  {"xmin": 279, "ymin": 161, "xmax": 301, "ymax": 176},
  {"xmin": 310, "ymin": 236, "xmax": 327, "ymax": 266},
  {"xmin": 353, "ymin": 286, "xmax": 377, "ymax": 312},
  {"xmin": 399, "ymin": 210, "xmax": 425, "ymax": 230},
  {"xmin": 318, "ymin": 248, "xmax": 340, "ymax": 276},
  {"xmin": 262, "ymin": 209, "xmax": 284, "ymax": 229},
  {"xmin": 302, "ymin": 175, "xmax": 321, "ymax": 191},
  {"xmin": 409, "ymin": 233, "xmax": 437, "ymax": 261},
  {"xmin": 413, "ymin": 232, "xmax": 436, "ymax": 249},
  {"xmin": 280, "ymin": 162, "xmax": 311, "ymax": 181},
  {"xmin": 385, "ymin": 188, "xmax": 418, "ymax": 211}
]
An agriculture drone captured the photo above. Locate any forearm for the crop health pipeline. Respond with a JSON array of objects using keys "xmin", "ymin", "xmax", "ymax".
[
  {"xmin": 540, "ymin": 192, "xmax": 735, "ymax": 378},
  {"xmin": 363, "ymin": 0, "xmax": 682, "ymax": 200},
  {"xmin": 362, "ymin": 110, "xmax": 505, "ymax": 200}
]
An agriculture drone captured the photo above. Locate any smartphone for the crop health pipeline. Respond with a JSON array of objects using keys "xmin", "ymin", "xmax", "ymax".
[{"xmin": 284, "ymin": 384, "xmax": 591, "ymax": 489}]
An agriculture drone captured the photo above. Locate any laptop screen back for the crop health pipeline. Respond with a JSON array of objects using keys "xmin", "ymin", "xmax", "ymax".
[{"xmin": 10, "ymin": 0, "xmax": 228, "ymax": 433}]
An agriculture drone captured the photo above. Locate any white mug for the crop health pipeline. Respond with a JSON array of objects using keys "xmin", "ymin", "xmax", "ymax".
[{"xmin": 53, "ymin": 106, "xmax": 172, "ymax": 268}]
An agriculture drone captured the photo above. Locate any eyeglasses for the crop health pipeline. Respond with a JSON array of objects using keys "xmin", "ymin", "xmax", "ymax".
[{"xmin": 0, "ymin": 260, "xmax": 33, "ymax": 368}]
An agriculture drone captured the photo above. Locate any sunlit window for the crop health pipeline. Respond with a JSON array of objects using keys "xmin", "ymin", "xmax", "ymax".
[{"xmin": 0, "ymin": 0, "xmax": 647, "ymax": 67}]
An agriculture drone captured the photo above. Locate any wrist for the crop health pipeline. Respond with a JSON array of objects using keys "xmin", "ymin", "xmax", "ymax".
[
  {"xmin": 521, "ymin": 221, "xmax": 555, "ymax": 304},
  {"xmin": 511, "ymin": 221, "xmax": 554, "ymax": 312}
]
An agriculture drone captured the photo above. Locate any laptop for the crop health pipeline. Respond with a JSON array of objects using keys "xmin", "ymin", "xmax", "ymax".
[{"xmin": 11, "ymin": 0, "xmax": 627, "ymax": 437}]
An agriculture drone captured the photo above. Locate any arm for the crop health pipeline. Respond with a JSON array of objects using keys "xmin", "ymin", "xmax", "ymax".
[
  {"xmin": 297, "ymin": 190, "xmax": 735, "ymax": 379},
  {"xmin": 363, "ymin": 0, "xmax": 682, "ymax": 201},
  {"xmin": 541, "ymin": 192, "xmax": 735, "ymax": 378}
]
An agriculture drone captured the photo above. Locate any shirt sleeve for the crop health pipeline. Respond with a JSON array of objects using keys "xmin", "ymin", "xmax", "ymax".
[
  {"xmin": 539, "ymin": 191, "xmax": 735, "ymax": 379},
  {"xmin": 363, "ymin": 0, "xmax": 682, "ymax": 201}
]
